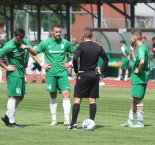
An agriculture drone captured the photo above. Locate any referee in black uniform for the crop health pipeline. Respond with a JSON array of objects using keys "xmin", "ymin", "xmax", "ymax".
[{"xmin": 68, "ymin": 27, "xmax": 109, "ymax": 130}]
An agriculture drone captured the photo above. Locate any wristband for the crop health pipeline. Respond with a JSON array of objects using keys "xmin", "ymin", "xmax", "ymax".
[
  {"xmin": 40, "ymin": 62, "xmax": 44, "ymax": 67},
  {"xmin": 68, "ymin": 61, "xmax": 72, "ymax": 66}
]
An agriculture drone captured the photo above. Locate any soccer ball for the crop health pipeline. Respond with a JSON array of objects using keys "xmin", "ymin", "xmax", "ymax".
[
  {"xmin": 82, "ymin": 119, "xmax": 96, "ymax": 131},
  {"xmin": 99, "ymin": 82, "xmax": 105, "ymax": 87}
]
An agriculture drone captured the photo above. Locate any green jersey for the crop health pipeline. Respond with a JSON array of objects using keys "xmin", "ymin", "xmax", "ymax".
[
  {"xmin": 0, "ymin": 38, "xmax": 32, "ymax": 77},
  {"xmin": 131, "ymin": 44, "xmax": 150, "ymax": 84},
  {"xmin": 121, "ymin": 45, "xmax": 130, "ymax": 61},
  {"xmin": 36, "ymin": 37, "xmax": 75, "ymax": 76}
]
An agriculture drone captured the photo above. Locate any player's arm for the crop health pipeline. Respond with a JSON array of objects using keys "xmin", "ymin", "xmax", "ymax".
[
  {"xmin": 121, "ymin": 46, "xmax": 130, "ymax": 60},
  {"xmin": 0, "ymin": 59, "xmax": 16, "ymax": 71},
  {"xmin": 134, "ymin": 59, "xmax": 144, "ymax": 74},
  {"xmin": 20, "ymin": 44, "xmax": 38, "ymax": 55},
  {"xmin": 0, "ymin": 45, "xmax": 16, "ymax": 71},
  {"xmin": 130, "ymin": 42, "xmax": 136, "ymax": 60},
  {"xmin": 73, "ymin": 45, "xmax": 81, "ymax": 74},
  {"xmin": 62, "ymin": 60, "xmax": 72, "ymax": 68},
  {"xmin": 100, "ymin": 48, "xmax": 109, "ymax": 75},
  {"xmin": 31, "ymin": 54, "xmax": 51, "ymax": 70}
]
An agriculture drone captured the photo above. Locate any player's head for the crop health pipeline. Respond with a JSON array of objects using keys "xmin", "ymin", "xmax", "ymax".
[
  {"xmin": 142, "ymin": 36, "xmax": 147, "ymax": 43},
  {"xmin": 82, "ymin": 27, "xmax": 93, "ymax": 41},
  {"xmin": 50, "ymin": 24, "xmax": 62, "ymax": 40},
  {"xmin": 13, "ymin": 28, "xmax": 25, "ymax": 44},
  {"xmin": 130, "ymin": 28, "xmax": 142, "ymax": 43},
  {"xmin": 152, "ymin": 37, "xmax": 155, "ymax": 42},
  {"xmin": 120, "ymin": 40, "xmax": 126, "ymax": 46}
]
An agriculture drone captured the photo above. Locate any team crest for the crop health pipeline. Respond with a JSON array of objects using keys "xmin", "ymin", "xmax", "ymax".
[{"xmin": 61, "ymin": 44, "xmax": 64, "ymax": 49}]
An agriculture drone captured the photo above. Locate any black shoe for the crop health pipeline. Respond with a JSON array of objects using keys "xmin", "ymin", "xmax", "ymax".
[
  {"xmin": 1, "ymin": 115, "xmax": 9, "ymax": 126},
  {"xmin": 67, "ymin": 124, "xmax": 77, "ymax": 130},
  {"xmin": 31, "ymin": 80, "xmax": 36, "ymax": 83},
  {"xmin": 42, "ymin": 79, "xmax": 46, "ymax": 83},
  {"xmin": 8, "ymin": 122, "xmax": 23, "ymax": 128}
]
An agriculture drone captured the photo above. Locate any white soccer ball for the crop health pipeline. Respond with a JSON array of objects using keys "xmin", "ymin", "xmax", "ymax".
[
  {"xmin": 82, "ymin": 119, "xmax": 96, "ymax": 131},
  {"xmin": 99, "ymin": 82, "xmax": 105, "ymax": 87}
]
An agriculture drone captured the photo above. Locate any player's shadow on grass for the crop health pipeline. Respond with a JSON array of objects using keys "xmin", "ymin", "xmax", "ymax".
[
  {"xmin": 21, "ymin": 124, "xmax": 41, "ymax": 127},
  {"xmin": 144, "ymin": 124, "xmax": 153, "ymax": 127}
]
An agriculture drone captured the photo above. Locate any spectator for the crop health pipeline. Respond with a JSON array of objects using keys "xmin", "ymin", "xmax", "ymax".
[
  {"xmin": 115, "ymin": 40, "xmax": 130, "ymax": 81},
  {"xmin": 31, "ymin": 42, "xmax": 45, "ymax": 83}
]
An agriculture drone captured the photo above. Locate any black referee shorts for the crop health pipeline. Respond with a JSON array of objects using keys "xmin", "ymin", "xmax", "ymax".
[{"xmin": 74, "ymin": 72, "xmax": 100, "ymax": 98}]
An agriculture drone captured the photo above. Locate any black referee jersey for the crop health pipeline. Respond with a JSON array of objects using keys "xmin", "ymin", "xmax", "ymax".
[{"xmin": 73, "ymin": 40, "xmax": 109, "ymax": 74}]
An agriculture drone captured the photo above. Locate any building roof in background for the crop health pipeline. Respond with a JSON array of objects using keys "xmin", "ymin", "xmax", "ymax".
[
  {"xmin": 0, "ymin": 0, "xmax": 155, "ymax": 5},
  {"xmin": 135, "ymin": 3, "xmax": 155, "ymax": 17}
]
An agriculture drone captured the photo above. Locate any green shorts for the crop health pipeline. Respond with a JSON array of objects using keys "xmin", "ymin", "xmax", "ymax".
[
  {"xmin": 7, "ymin": 76, "xmax": 26, "ymax": 97},
  {"xmin": 46, "ymin": 74, "xmax": 70, "ymax": 93},
  {"xmin": 131, "ymin": 84, "xmax": 147, "ymax": 99},
  {"xmin": 120, "ymin": 60, "xmax": 129, "ymax": 70}
]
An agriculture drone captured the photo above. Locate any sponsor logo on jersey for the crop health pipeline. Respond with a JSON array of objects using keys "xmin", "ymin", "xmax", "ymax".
[
  {"xmin": 14, "ymin": 51, "xmax": 25, "ymax": 57},
  {"xmin": 49, "ymin": 50, "xmax": 64, "ymax": 53}
]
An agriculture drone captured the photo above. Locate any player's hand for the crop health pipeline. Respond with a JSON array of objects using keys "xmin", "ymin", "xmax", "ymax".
[
  {"xmin": 6, "ymin": 65, "xmax": 16, "ymax": 71},
  {"xmin": 20, "ymin": 44, "xmax": 30, "ymax": 50},
  {"xmin": 42, "ymin": 63, "xmax": 51, "ymax": 70},
  {"xmin": 130, "ymin": 45, "xmax": 134, "ymax": 52},
  {"xmin": 127, "ymin": 55, "xmax": 130, "ymax": 60},
  {"xmin": 62, "ymin": 62, "xmax": 71, "ymax": 68},
  {"xmin": 134, "ymin": 68, "xmax": 139, "ymax": 74}
]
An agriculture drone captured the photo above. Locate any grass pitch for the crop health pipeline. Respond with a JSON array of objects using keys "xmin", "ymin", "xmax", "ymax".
[{"xmin": 0, "ymin": 82, "xmax": 155, "ymax": 145}]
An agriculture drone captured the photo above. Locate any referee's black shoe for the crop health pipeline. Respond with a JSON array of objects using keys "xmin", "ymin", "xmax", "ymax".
[
  {"xmin": 67, "ymin": 124, "xmax": 77, "ymax": 130},
  {"xmin": 8, "ymin": 122, "xmax": 23, "ymax": 128},
  {"xmin": 1, "ymin": 115, "xmax": 9, "ymax": 126}
]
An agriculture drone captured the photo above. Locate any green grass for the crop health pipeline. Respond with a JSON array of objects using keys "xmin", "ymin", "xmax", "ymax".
[{"xmin": 0, "ymin": 82, "xmax": 155, "ymax": 145}]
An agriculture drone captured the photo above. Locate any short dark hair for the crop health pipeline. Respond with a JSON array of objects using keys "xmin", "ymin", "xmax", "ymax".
[
  {"xmin": 152, "ymin": 37, "xmax": 155, "ymax": 41},
  {"xmin": 51, "ymin": 24, "xmax": 62, "ymax": 30},
  {"xmin": 131, "ymin": 28, "xmax": 142, "ymax": 40},
  {"xmin": 14, "ymin": 28, "xmax": 25, "ymax": 39},
  {"xmin": 83, "ymin": 27, "xmax": 93, "ymax": 38},
  {"xmin": 120, "ymin": 40, "xmax": 126, "ymax": 44}
]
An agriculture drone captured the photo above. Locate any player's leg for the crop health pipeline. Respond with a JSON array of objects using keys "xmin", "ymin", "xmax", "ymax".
[
  {"xmin": 32, "ymin": 70, "xmax": 36, "ymax": 83},
  {"xmin": 61, "ymin": 90, "xmax": 71, "ymax": 125},
  {"xmin": 115, "ymin": 68, "xmax": 122, "ymax": 81},
  {"xmin": 46, "ymin": 76, "xmax": 58, "ymax": 125},
  {"xmin": 130, "ymin": 84, "xmax": 146, "ymax": 128},
  {"xmin": 1, "ymin": 77, "xmax": 25, "ymax": 128},
  {"xmin": 36, "ymin": 63, "xmax": 45, "ymax": 83},
  {"xmin": 124, "ymin": 69, "xmax": 129, "ymax": 81},
  {"xmin": 120, "ymin": 86, "xmax": 138, "ymax": 127},
  {"xmin": 40, "ymin": 70, "xmax": 45, "ymax": 83},
  {"xmin": 58, "ymin": 72, "xmax": 71, "ymax": 126},
  {"xmin": 88, "ymin": 98, "xmax": 96, "ymax": 120},
  {"xmin": 68, "ymin": 97, "xmax": 82, "ymax": 130},
  {"xmin": 31, "ymin": 63, "xmax": 37, "ymax": 83},
  {"xmin": 88, "ymin": 76, "xmax": 99, "ymax": 121},
  {"xmin": 0, "ymin": 67, "xmax": 4, "ymax": 83},
  {"xmin": 49, "ymin": 92, "xmax": 57, "ymax": 126}
]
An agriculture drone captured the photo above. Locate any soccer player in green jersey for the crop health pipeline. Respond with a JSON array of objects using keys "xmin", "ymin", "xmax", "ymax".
[
  {"xmin": 21, "ymin": 24, "xmax": 75, "ymax": 126},
  {"xmin": 0, "ymin": 28, "xmax": 32, "ymax": 128},
  {"xmin": 115, "ymin": 40, "xmax": 130, "ymax": 81},
  {"xmin": 120, "ymin": 28, "xmax": 150, "ymax": 128}
]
